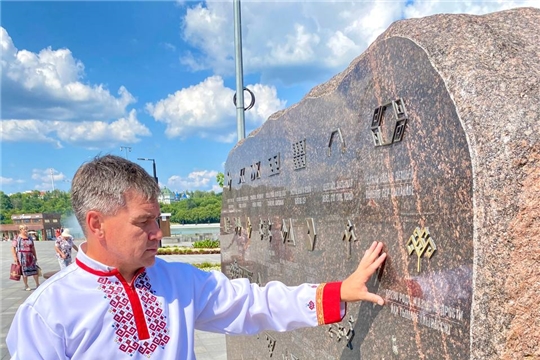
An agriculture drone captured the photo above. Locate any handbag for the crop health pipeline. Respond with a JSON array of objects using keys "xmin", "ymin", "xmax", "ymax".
[{"xmin": 10, "ymin": 263, "xmax": 22, "ymax": 281}]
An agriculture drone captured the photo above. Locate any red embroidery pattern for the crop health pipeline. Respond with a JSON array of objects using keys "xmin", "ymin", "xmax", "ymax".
[
  {"xmin": 306, "ymin": 300, "xmax": 315, "ymax": 311},
  {"xmin": 97, "ymin": 274, "xmax": 170, "ymax": 357}
]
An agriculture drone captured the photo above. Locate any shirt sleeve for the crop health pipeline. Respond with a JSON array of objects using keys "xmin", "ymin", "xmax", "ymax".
[
  {"xmin": 7, "ymin": 303, "xmax": 68, "ymax": 359},
  {"xmin": 193, "ymin": 269, "xmax": 345, "ymax": 335}
]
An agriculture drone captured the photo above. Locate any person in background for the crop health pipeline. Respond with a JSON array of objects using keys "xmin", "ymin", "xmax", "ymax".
[
  {"xmin": 11, "ymin": 225, "xmax": 40, "ymax": 291},
  {"xmin": 55, "ymin": 228, "xmax": 79, "ymax": 269},
  {"xmin": 7, "ymin": 155, "xmax": 387, "ymax": 359}
]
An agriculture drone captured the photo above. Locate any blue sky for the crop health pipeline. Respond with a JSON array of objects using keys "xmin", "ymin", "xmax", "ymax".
[{"xmin": 1, "ymin": 0, "xmax": 537, "ymax": 195}]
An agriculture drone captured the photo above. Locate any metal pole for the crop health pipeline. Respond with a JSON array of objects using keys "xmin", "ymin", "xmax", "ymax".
[
  {"xmin": 234, "ymin": 0, "xmax": 246, "ymax": 141},
  {"xmin": 50, "ymin": 169, "xmax": 55, "ymax": 191},
  {"xmin": 152, "ymin": 160, "xmax": 158, "ymax": 184}
]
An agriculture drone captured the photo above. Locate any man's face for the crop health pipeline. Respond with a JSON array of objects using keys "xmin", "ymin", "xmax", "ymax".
[{"xmin": 100, "ymin": 190, "xmax": 162, "ymax": 274}]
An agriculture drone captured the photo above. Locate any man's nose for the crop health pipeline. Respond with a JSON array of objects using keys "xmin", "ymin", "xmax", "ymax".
[{"xmin": 150, "ymin": 220, "xmax": 163, "ymax": 241}]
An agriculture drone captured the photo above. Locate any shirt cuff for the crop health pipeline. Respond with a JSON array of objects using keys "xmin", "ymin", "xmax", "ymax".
[{"xmin": 315, "ymin": 282, "xmax": 346, "ymax": 325}]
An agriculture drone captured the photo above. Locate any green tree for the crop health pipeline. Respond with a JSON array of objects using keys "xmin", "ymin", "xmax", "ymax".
[
  {"xmin": 216, "ymin": 172, "xmax": 224, "ymax": 188},
  {"xmin": 0, "ymin": 191, "xmax": 13, "ymax": 210},
  {"xmin": 161, "ymin": 190, "xmax": 222, "ymax": 224}
]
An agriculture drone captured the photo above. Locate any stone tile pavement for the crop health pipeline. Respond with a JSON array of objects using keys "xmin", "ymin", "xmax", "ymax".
[{"xmin": 0, "ymin": 240, "xmax": 227, "ymax": 360}]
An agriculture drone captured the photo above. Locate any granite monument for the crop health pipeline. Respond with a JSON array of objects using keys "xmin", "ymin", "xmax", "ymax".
[{"xmin": 220, "ymin": 7, "xmax": 539, "ymax": 360}]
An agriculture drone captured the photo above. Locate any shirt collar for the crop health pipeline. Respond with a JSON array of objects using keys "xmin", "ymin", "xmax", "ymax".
[{"xmin": 76, "ymin": 241, "xmax": 119, "ymax": 274}]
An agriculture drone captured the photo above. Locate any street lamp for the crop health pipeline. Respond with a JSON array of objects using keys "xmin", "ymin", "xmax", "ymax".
[
  {"xmin": 120, "ymin": 146, "xmax": 132, "ymax": 159},
  {"xmin": 138, "ymin": 158, "xmax": 162, "ymax": 248},
  {"xmin": 137, "ymin": 158, "xmax": 158, "ymax": 184}
]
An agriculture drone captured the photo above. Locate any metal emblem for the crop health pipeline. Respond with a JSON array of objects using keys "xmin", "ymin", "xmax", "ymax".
[
  {"xmin": 234, "ymin": 217, "xmax": 242, "ymax": 236},
  {"xmin": 328, "ymin": 316, "xmax": 356, "ymax": 349},
  {"xmin": 391, "ymin": 335, "xmax": 399, "ymax": 355},
  {"xmin": 246, "ymin": 216, "xmax": 253, "ymax": 239},
  {"xmin": 229, "ymin": 259, "xmax": 253, "ymax": 281},
  {"xmin": 281, "ymin": 218, "xmax": 296, "ymax": 246},
  {"xmin": 306, "ymin": 218, "xmax": 317, "ymax": 251},
  {"xmin": 268, "ymin": 153, "xmax": 281, "ymax": 176},
  {"xmin": 239, "ymin": 167, "xmax": 246, "ymax": 183},
  {"xmin": 282, "ymin": 351, "xmax": 299, "ymax": 360},
  {"xmin": 265, "ymin": 333, "xmax": 277, "ymax": 357},
  {"xmin": 327, "ymin": 128, "xmax": 346, "ymax": 156},
  {"xmin": 370, "ymin": 98, "xmax": 408, "ymax": 147},
  {"xmin": 226, "ymin": 171, "xmax": 232, "ymax": 190},
  {"xmin": 292, "ymin": 139, "xmax": 307, "ymax": 170},
  {"xmin": 259, "ymin": 218, "xmax": 273, "ymax": 242},
  {"xmin": 406, "ymin": 227, "xmax": 436, "ymax": 272},
  {"xmin": 224, "ymin": 217, "xmax": 233, "ymax": 233},
  {"xmin": 342, "ymin": 220, "xmax": 357, "ymax": 258},
  {"xmin": 251, "ymin": 161, "xmax": 261, "ymax": 181}
]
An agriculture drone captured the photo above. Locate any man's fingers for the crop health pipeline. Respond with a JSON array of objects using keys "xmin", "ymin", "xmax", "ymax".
[
  {"xmin": 370, "ymin": 242, "xmax": 384, "ymax": 259},
  {"xmin": 370, "ymin": 252, "xmax": 387, "ymax": 270},
  {"xmin": 363, "ymin": 292, "xmax": 385, "ymax": 306},
  {"xmin": 361, "ymin": 242, "xmax": 384, "ymax": 266}
]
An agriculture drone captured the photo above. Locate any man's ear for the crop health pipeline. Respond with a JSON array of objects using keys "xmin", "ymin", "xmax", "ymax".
[{"xmin": 86, "ymin": 211, "xmax": 105, "ymax": 239}]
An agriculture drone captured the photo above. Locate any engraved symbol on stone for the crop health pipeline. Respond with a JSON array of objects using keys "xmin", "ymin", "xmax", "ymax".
[
  {"xmin": 306, "ymin": 218, "xmax": 317, "ymax": 251},
  {"xmin": 234, "ymin": 217, "xmax": 242, "ymax": 236},
  {"xmin": 265, "ymin": 333, "xmax": 276, "ymax": 357},
  {"xmin": 259, "ymin": 218, "xmax": 273, "ymax": 242},
  {"xmin": 281, "ymin": 218, "xmax": 296, "ymax": 246},
  {"xmin": 292, "ymin": 139, "xmax": 307, "ymax": 170},
  {"xmin": 226, "ymin": 171, "xmax": 232, "ymax": 190},
  {"xmin": 406, "ymin": 227, "xmax": 437, "ymax": 272},
  {"xmin": 251, "ymin": 161, "xmax": 261, "ymax": 181},
  {"xmin": 224, "ymin": 217, "xmax": 233, "ymax": 233},
  {"xmin": 268, "ymin": 153, "xmax": 281, "ymax": 176},
  {"xmin": 342, "ymin": 220, "xmax": 357, "ymax": 258},
  {"xmin": 370, "ymin": 98, "xmax": 408, "ymax": 147},
  {"xmin": 239, "ymin": 168, "xmax": 246, "ymax": 183},
  {"xmin": 328, "ymin": 316, "xmax": 356, "ymax": 349},
  {"xmin": 327, "ymin": 128, "xmax": 346, "ymax": 156}
]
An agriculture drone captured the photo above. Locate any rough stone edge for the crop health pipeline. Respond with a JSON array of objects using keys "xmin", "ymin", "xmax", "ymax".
[{"xmin": 374, "ymin": 7, "xmax": 540, "ymax": 359}]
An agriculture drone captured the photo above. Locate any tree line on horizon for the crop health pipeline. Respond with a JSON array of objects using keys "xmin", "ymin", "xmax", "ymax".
[{"xmin": 0, "ymin": 190, "xmax": 223, "ymax": 225}]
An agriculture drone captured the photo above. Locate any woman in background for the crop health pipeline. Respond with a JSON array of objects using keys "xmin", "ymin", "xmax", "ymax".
[
  {"xmin": 11, "ymin": 225, "xmax": 40, "ymax": 291},
  {"xmin": 55, "ymin": 228, "xmax": 79, "ymax": 269}
]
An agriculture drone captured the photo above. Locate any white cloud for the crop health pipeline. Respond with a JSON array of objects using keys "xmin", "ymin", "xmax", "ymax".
[
  {"xmin": 0, "ymin": 27, "xmax": 147, "ymax": 148},
  {"xmin": 179, "ymin": 0, "xmax": 539, "ymax": 84},
  {"xmin": 1, "ymin": 27, "xmax": 135, "ymax": 122},
  {"xmin": 0, "ymin": 110, "xmax": 151, "ymax": 148},
  {"xmin": 161, "ymin": 42, "xmax": 177, "ymax": 51},
  {"xmin": 146, "ymin": 75, "xmax": 286, "ymax": 142},
  {"xmin": 168, "ymin": 169, "xmax": 219, "ymax": 191},
  {"xmin": 179, "ymin": 1, "xmax": 402, "ymax": 81},
  {"xmin": 0, "ymin": 177, "xmax": 25, "ymax": 186},
  {"xmin": 404, "ymin": 0, "xmax": 539, "ymax": 18},
  {"xmin": 31, "ymin": 168, "xmax": 69, "ymax": 191}
]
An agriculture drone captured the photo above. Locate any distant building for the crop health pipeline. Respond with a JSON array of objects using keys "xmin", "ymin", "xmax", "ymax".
[
  {"xmin": 0, "ymin": 213, "xmax": 62, "ymax": 241},
  {"xmin": 158, "ymin": 187, "xmax": 176, "ymax": 204}
]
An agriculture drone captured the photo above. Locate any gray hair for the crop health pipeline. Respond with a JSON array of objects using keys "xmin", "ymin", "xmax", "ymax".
[{"xmin": 71, "ymin": 155, "xmax": 160, "ymax": 234}]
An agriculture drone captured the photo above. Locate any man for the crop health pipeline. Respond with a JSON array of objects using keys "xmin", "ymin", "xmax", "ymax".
[{"xmin": 7, "ymin": 155, "xmax": 387, "ymax": 359}]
